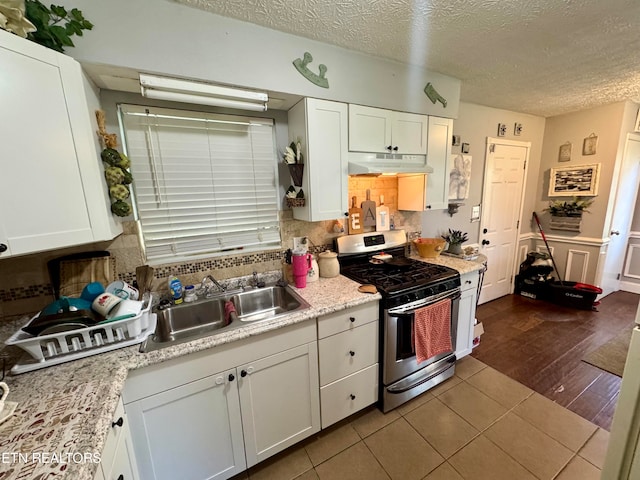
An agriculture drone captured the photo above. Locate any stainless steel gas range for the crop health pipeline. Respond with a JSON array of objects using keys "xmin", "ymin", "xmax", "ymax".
[{"xmin": 336, "ymin": 230, "xmax": 461, "ymax": 412}]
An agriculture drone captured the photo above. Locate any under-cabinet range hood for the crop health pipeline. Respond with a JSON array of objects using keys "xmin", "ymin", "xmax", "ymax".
[{"xmin": 348, "ymin": 152, "xmax": 433, "ymax": 175}]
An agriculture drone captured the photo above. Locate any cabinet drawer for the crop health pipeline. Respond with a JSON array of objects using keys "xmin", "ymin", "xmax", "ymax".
[
  {"xmin": 318, "ymin": 302, "xmax": 379, "ymax": 339},
  {"xmin": 318, "ymin": 321, "xmax": 378, "ymax": 386},
  {"xmin": 101, "ymin": 397, "xmax": 126, "ymax": 473},
  {"xmin": 461, "ymin": 271, "xmax": 479, "ymax": 292},
  {"xmin": 320, "ymin": 364, "xmax": 378, "ymax": 429}
]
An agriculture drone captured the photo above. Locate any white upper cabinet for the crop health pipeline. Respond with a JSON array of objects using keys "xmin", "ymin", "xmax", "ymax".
[
  {"xmin": 0, "ymin": 30, "xmax": 121, "ymax": 258},
  {"xmin": 348, "ymin": 105, "xmax": 428, "ymax": 155},
  {"xmin": 397, "ymin": 116, "xmax": 453, "ymax": 211},
  {"xmin": 287, "ymin": 98, "xmax": 349, "ymax": 222}
]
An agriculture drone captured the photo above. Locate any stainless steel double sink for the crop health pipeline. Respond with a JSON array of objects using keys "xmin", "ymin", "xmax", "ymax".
[{"xmin": 140, "ymin": 285, "xmax": 310, "ymax": 352}]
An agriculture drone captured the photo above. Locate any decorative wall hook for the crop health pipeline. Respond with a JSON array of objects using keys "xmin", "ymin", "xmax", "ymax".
[
  {"xmin": 423, "ymin": 82, "xmax": 447, "ymax": 107},
  {"xmin": 293, "ymin": 52, "xmax": 329, "ymax": 88},
  {"xmin": 447, "ymin": 203, "xmax": 464, "ymax": 217}
]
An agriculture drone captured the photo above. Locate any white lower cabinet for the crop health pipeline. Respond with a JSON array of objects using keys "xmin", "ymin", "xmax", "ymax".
[
  {"xmin": 126, "ymin": 372, "xmax": 245, "ymax": 480},
  {"xmin": 98, "ymin": 398, "xmax": 139, "ymax": 480},
  {"xmin": 456, "ymin": 271, "xmax": 480, "ymax": 359},
  {"xmin": 317, "ymin": 302, "xmax": 379, "ymax": 429},
  {"xmin": 123, "ymin": 322, "xmax": 319, "ymax": 480}
]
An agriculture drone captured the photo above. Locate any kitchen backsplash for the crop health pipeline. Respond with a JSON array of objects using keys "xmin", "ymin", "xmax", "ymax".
[{"xmin": 0, "ymin": 180, "xmax": 420, "ymax": 321}]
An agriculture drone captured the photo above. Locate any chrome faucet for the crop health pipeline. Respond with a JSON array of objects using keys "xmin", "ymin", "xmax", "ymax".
[
  {"xmin": 200, "ymin": 274, "xmax": 226, "ymax": 297},
  {"xmin": 253, "ymin": 271, "xmax": 266, "ymax": 288}
]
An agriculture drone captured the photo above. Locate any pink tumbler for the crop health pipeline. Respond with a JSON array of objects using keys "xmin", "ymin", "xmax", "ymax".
[{"xmin": 292, "ymin": 253, "xmax": 312, "ymax": 288}]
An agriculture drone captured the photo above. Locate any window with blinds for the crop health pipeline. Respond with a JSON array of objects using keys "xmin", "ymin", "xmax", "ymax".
[{"xmin": 119, "ymin": 104, "xmax": 281, "ymax": 263}]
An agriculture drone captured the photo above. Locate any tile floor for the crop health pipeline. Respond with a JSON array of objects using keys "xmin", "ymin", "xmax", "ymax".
[{"xmin": 235, "ymin": 356, "xmax": 609, "ymax": 480}]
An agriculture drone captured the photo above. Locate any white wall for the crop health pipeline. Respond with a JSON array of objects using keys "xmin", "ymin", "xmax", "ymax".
[
  {"xmin": 54, "ymin": 0, "xmax": 460, "ymax": 118},
  {"xmin": 419, "ymin": 102, "xmax": 546, "ymax": 244}
]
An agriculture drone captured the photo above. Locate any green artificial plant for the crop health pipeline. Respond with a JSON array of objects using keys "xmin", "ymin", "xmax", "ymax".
[
  {"xmin": 25, "ymin": 0, "xmax": 92, "ymax": 52},
  {"xmin": 441, "ymin": 229, "xmax": 468, "ymax": 245},
  {"xmin": 545, "ymin": 196, "xmax": 595, "ymax": 217}
]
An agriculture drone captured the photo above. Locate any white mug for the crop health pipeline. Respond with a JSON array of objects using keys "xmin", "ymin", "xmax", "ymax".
[
  {"xmin": 107, "ymin": 281, "xmax": 139, "ymax": 301},
  {"xmin": 0, "ymin": 382, "xmax": 9, "ymax": 414},
  {"xmin": 92, "ymin": 293, "xmax": 122, "ymax": 317},
  {"xmin": 107, "ymin": 299, "xmax": 143, "ymax": 321}
]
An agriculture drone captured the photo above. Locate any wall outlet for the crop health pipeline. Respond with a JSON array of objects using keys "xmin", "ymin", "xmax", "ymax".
[{"xmin": 292, "ymin": 236, "xmax": 308, "ymax": 252}]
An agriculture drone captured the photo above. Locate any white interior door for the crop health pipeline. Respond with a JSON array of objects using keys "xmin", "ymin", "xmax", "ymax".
[
  {"xmin": 479, "ymin": 138, "xmax": 529, "ymax": 304},
  {"xmin": 599, "ymin": 134, "xmax": 640, "ymax": 297}
]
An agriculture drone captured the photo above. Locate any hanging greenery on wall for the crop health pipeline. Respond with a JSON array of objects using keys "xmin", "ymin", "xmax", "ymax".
[{"xmin": 95, "ymin": 110, "xmax": 134, "ymax": 217}]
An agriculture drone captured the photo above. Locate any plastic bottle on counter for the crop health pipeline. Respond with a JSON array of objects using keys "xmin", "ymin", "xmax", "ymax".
[
  {"xmin": 183, "ymin": 285, "xmax": 197, "ymax": 303},
  {"xmin": 168, "ymin": 274, "xmax": 183, "ymax": 304}
]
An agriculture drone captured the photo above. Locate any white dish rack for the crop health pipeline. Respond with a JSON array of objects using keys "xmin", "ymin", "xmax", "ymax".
[{"xmin": 6, "ymin": 299, "xmax": 157, "ymax": 374}]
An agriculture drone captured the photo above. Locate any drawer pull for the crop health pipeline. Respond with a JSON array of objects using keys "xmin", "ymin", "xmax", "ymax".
[
  {"xmin": 350, "ymin": 394, "xmax": 356, "ymax": 400},
  {"xmin": 349, "ymin": 317, "xmax": 356, "ymax": 323},
  {"xmin": 241, "ymin": 370, "xmax": 248, "ymax": 378},
  {"xmin": 349, "ymin": 350, "xmax": 355, "ymax": 357},
  {"xmin": 117, "ymin": 475, "xmax": 124, "ymax": 480},
  {"xmin": 228, "ymin": 373, "xmax": 235, "ymax": 382},
  {"xmin": 112, "ymin": 417, "xmax": 124, "ymax": 428}
]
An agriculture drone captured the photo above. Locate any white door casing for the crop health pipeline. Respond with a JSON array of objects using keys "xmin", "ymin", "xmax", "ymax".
[
  {"xmin": 479, "ymin": 138, "xmax": 530, "ymax": 304},
  {"xmin": 598, "ymin": 134, "xmax": 640, "ymax": 297}
]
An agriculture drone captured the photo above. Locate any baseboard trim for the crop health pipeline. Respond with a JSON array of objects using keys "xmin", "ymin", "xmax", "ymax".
[{"xmin": 620, "ymin": 281, "xmax": 640, "ymax": 294}]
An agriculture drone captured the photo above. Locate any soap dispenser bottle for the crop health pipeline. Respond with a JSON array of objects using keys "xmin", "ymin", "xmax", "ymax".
[{"xmin": 168, "ymin": 274, "xmax": 183, "ymax": 304}]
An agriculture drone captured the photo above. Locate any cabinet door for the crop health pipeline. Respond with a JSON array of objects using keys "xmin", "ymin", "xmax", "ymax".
[
  {"xmin": 397, "ymin": 174, "xmax": 427, "ymax": 211},
  {"xmin": 456, "ymin": 273, "xmax": 478, "ymax": 359},
  {"xmin": 238, "ymin": 342, "xmax": 320, "ymax": 467},
  {"xmin": 426, "ymin": 116, "xmax": 454, "ymax": 210},
  {"xmin": 104, "ymin": 425, "xmax": 140, "ymax": 480},
  {"xmin": 126, "ymin": 370, "xmax": 246, "ymax": 480},
  {"xmin": 348, "ymin": 104, "xmax": 392, "ymax": 153},
  {"xmin": 0, "ymin": 34, "xmax": 94, "ymax": 256},
  {"xmin": 391, "ymin": 112, "xmax": 428, "ymax": 154},
  {"xmin": 294, "ymin": 98, "xmax": 348, "ymax": 221}
]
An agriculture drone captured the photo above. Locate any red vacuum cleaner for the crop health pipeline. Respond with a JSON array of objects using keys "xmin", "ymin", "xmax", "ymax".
[{"xmin": 532, "ymin": 212, "xmax": 602, "ymax": 310}]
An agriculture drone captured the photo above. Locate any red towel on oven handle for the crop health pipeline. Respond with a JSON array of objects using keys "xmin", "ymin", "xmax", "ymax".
[{"xmin": 413, "ymin": 298, "xmax": 452, "ymax": 364}]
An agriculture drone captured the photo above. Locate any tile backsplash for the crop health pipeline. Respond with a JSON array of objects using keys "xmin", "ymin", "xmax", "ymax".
[{"xmin": 0, "ymin": 182, "xmax": 420, "ymax": 321}]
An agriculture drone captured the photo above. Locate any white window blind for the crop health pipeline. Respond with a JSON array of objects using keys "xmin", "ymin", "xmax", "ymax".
[{"xmin": 119, "ymin": 104, "xmax": 281, "ymax": 263}]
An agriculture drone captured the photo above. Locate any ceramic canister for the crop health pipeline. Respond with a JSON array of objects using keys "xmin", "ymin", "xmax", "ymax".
[{"xmin": 318, "ymin": 251, "xmax": 340, "ymax": 278}]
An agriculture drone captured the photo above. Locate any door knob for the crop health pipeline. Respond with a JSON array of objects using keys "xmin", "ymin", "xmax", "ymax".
[
  {"xmin": 112, "ymin": 417, "xmax": 124, "ymax": 428},
  {"xmin": 611, "ymin": 230, "xmax": 620, "ymax": 236},
  {"xmin": 483, "ymin": 228, "xmax": 488, "ymax": 234},
  {"xmin": 482, "ymin": 239, "xmax": 490, "ymax": 245}
]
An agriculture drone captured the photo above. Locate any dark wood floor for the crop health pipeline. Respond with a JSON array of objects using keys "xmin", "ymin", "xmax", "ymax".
[{"xmin": 471, "ymin": 290, "xmax": 640, "ymax": 431}]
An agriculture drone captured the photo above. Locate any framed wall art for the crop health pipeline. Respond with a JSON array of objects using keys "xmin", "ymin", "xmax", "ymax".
[
  {"xmin": 548, "ymin": 163, "xmax": 600, "ymax": 197},
  {"xmin": 635, "ymin": 108, "xmax": 640, "ymax": 132},
  {"xmin": 558, "ymin": 142, "xmax": 572, "ymax": 162},
  {"xmin": 582, "ymin": 133, "xmax": 598, "ymax": 155}
]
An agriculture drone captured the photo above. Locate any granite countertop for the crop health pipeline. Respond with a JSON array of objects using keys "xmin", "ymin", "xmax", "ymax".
[
  {"xmin": 0, "ymin": 275, "xmax": 379, "ymax": 480},
  {"xmin": 0, "ymin": 255, "xmax": 482, "ymax": 480}
]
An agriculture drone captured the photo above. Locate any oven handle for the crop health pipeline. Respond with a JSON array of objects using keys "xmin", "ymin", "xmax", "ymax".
[
  {"xmin": 387, "ymin": 288, "xmax": 461, "ymax": 315},
  {"xmin": 387, "ymin": 355, "xmax": 457, "ymax": 394}
]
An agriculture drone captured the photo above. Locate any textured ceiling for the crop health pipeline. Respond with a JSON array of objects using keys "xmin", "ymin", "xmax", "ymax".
[{"xmin": 176, "ymin": 0, "xmax": 640, "ymax": 117}]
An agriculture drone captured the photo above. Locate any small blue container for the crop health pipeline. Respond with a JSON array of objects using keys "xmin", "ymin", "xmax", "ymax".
[{"xmin": 80, "ymin": 282, "xmax": 106, "ymax": 302}]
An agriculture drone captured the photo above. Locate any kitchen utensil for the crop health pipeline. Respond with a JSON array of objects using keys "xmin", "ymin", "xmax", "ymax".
[
  {"xmin": 358, "ymin": 284, "xmax": 378, "ymax": 294},
  {"xmin": 22, "ymin": 309, "xmax": 97, "ymax": 336},
  {"xmin": 107, "ymin": 299, "xmax": 143, "ymax": 321},
  {"xmin": 47, "ymin": 251, "xmax": 111, "ymax": 299},
  {"xmin": 107, "ymin": 280, "xmax": 139, "ymax": 300},
  {"xmin": 376, "ymin": 195, "xmax": 390, "ymax": 232},
  {"xmin": 532, "ymin": 211, "xmax": 563, "ymax": 285},
  {"xmin": 91, "ymin": 292, "xmax": 123, "ymax": 317},
  {"xmin": 59, "ymin": 255, "xmax": 115, "ymax": 298},
  {"xmin": 80, "ymin": 282, "xmax": 105, "ymax": 302},
  {"xmin": 136, "ymin": 265, "xmax": 155, "ymax": 295},
  {"xmin": 413, "ymin": 238, "xmax": 447, "ymax": 258},
  {"xmin": 348, "ymin": 196, "xmax": 363, "ymax": 234},
  {"xmin": 38, "ymin": 322, "xmax": 89, "ymax": 336},
  {"xmin": 41, "ymin": 297, "xmax": 92, "ymax": 316},
  {"xmin": 318, "ymin": 251, "xmax": 340, "ymax": 278},
  {"xmin": 361, "ymin": 189, "xmax": 376, "ymax": 227},
  {"xmin": 292, "ymin": 253, "xmax": 312, "ymax": 288}
]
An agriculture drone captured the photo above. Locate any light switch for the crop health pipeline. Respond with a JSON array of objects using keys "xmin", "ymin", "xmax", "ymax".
[{"xmin": 471, "ymin": 205, "xmax": 481, "ymax": 222}]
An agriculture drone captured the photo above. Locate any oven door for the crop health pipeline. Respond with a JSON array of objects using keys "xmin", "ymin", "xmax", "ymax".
[{"xmin": 383, "ymin": 288, "xmax": 460, "ymax": 386}]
